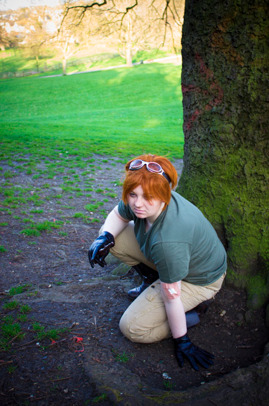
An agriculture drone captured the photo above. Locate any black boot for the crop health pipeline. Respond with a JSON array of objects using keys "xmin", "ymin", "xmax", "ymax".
[
  {"xmin": 194, "ymin": 299, "xmax": 214, "ymax": 315},
  {"xmin": 128, "ymin": 263, "xmax": 159, "ymax": 300},
  {"xmin": 185, "ymin": 299, "xmax": 214, "ymax": 329},
  {"xmin": 185, "ymin": 310, "xmax": 200, "ymax": 328}
]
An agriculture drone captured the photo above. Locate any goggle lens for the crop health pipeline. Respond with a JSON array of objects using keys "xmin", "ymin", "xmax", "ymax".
[
  {"xmin": 147, "ymin": 162, "xmax": 162, "ymax": 173},
  {"xmin": 129, "ymin": 159, "xmax": 143, "ymax": 169}
]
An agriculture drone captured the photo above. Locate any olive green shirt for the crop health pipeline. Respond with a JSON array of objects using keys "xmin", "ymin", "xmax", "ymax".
[{"xmin": 118, "ymin": 191, "xmax": 227, "ymax": 285}]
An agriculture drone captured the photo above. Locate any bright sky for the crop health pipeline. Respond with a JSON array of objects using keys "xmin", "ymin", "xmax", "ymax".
[{"xmin": 0, "ymin": 0, "xmax": 64, "ymax": 11}]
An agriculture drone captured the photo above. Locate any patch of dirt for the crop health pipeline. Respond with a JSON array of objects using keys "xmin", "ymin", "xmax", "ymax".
[{"xmin": 0, "ymin": 154, "xmax": 268, "ymax": 405}]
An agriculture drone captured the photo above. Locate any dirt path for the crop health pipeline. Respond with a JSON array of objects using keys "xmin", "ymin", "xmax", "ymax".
[{"xmin": 0, "ymin": 154, "xmax": 268, "ymax": 405}]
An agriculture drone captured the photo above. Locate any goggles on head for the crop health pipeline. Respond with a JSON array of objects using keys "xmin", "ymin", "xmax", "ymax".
[{"xmin": 128, "ymin": 159, "xmax": 171, "ymax": 183}]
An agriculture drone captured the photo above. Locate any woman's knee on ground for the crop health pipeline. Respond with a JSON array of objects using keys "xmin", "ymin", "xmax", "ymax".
[
  {"xmin": 119, "ymin": 311, "xmax": 138, "ymax": 342},
  {"xmin": 119, "ymin": 311, "xmax": 150, "ymax": 343}
]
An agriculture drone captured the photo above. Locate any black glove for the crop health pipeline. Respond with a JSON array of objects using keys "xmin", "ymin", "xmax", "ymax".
[
  {"xmin": 88, "ymin": 231, "xmax": 115, "ymax": 268},
  {"xmin": 174, "ymin": 334, "xmax": 214, "ymax": 371}
]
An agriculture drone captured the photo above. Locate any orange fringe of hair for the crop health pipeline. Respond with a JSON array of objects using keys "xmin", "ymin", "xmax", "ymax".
[{"xmin": 122, "ymin": 154, "xmax": 178, "ymax": 209}]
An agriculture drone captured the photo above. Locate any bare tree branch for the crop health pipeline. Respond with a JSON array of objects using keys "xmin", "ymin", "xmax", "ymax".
[
  {"xmin": 172, "ymin": 0, "xmax": 183, "ymax": 23},
  {"xmin": 61, "ymin": 0, "xmax": 108, "ymax": 30},
  {"xmin": 161, "ymin": 0, "xmax": 170, "ymax": 21},
  {"xmin": 125, "ymin": 0, "xmax": 138, "ymax": 13},
  {"xmin": 63, "ymin": 0, "xmax": 138, "ymax": 27},
  {"xmin": 67, "ymin": 0, "xmax": 108, "ymax": 11},
  {"xmin": 118, "ymin": 1, "xmax": 138, "ymax": 30}
]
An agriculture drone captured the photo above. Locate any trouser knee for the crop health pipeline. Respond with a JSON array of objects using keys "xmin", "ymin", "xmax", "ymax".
[{"xmin": 119, "ymin": 313, "xmax": 133, "ymax": 341}]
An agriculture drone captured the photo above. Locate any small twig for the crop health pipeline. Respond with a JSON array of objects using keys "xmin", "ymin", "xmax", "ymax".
[
  {"xmin": 52, "ymin": 376, "xmax": 71, "ymax": 382},
  {"xmin": 14, "ymin": 339, "xmax": 37, "ymax": 349},
  {"xmin": 209, "ymin": 399, "xmax": 219, "ymax": 406},
  {"xmin": 92, "ymin": 357, "xmax": 101, "ymax": 363},
  {"xmin": 48, "ymin": 337, "xmax": 68, "ymax": 347},
  {"xmin": 50, "ymin": 264, "xmax": 62, "ymax": 269},
  {"xmin": 8, "ymin": 333, "xmax": 23, "ymax": 345},
  {"xmin": 0, "ymin": 360, "xmax": 13, "ymax": 365},
  {"xmin": 204, "ymin": 370, "xmax": 226, "ymax": 376},
  {"xmin": 26, "ymin": 395, "xmax": 48, "ymax": 402}
]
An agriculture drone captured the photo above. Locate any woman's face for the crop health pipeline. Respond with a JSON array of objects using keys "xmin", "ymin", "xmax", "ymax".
[{"xmin": 127, "ymin": 185, "xmax": 165, "ymax": 223}]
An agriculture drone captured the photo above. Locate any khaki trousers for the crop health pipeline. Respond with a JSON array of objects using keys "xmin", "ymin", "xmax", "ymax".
[{"xmin": 105, "ymin": 222, "xmax": 226, "ymax": 344}]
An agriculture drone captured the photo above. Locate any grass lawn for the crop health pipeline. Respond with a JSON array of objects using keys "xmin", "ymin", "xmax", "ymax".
[
  {"xmin": 0, "ymin": 61, "xmax": 184, "ymax": 362},
  {"xmin": 0, "ymin": 63, "xmax": 183, "ymax": 160}
]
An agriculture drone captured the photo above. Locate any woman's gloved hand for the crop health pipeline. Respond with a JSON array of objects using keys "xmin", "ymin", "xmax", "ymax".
[
  {"xmin": 174, "ymin": 334, "xmax": 214, "ymax": 371},
  {"xmin": 88, "ymin": 231, "xmax": 115, "ymax": 268}
]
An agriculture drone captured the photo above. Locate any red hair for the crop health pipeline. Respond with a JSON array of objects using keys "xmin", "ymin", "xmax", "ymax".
[{"xmin": 122, "ymin": 154, "xmax": 178, "ymax": 208}]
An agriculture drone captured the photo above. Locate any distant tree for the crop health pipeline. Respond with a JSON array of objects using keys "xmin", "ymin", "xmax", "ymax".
[
  {"xmin": 90, "ymin": 1, "xmax": 152, "ymax": 66},
  {"xmin": 11, "ymin": 6, "xmax": 53, "ymax": 72},
  {"xmin": 55, "ymin": 14, "xmax": 77, "ymax": 75},
  {"xmin": 0, "ymin": 13, "xmax": 20, "ymax": 50},
  {"xmin": 55, "ymin": 4, "xmax": 99, "ymax": 75}
]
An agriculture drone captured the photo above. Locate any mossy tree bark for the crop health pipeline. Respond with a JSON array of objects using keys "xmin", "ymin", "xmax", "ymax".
[{"xmin": 179, "ymin": 0, "xmax": 269, "ymax": 308}]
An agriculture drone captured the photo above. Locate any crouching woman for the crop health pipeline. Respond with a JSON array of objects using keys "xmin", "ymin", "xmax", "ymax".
[{"xmin": 88, "ymin": 154, "xmax": 227, "ymax": 370}]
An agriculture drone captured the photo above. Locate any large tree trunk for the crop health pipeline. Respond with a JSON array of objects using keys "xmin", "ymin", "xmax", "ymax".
[{"xmin": 179, "ymin": 0, "xmax": 269, "ymax": 309}]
